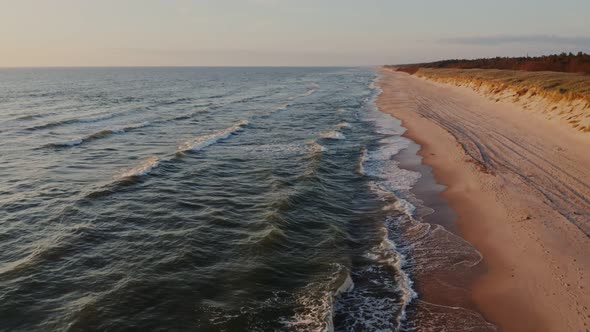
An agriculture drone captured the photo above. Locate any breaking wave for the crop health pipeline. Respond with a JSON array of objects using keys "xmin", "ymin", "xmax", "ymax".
[
  {"xmin": 44, "ymin": 122, "xmax": 150, "ymax": 148},
  {"xmin": 117, "ymin": 156, "xmax": 160, "ymax": 179},
  {"xmin": 289, "ymin": 87, "xmax": 317, "ymax": 100},
  {"xmin": 320, "ymin": 130, "xmax": 346, "ymax": 140},
  {"xmin": 335, "ymin": 122, "xmax": 350, "ymax": 129},
  {"xmin": 279, "ymin": 265, "xmax": 352, "ymax": 332},
  {"xmin": 307, "ymin": 140, "xmax": 327, "ymax": 155},
  {"xmin": 177, "ymin": 120, "xmax": 249, "ymax": 153},
  {"xmin": 26, "ymin": 113, "xmax": 116, "ymax": 130},
  {"xmin": 78, "ymin": 113, "xmax": 115, "ymax": 123}
]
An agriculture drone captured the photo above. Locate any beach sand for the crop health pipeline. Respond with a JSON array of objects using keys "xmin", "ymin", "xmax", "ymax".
[{"xmin": 378, "ymin": 69, "xmax": 590, "ymax": 332}]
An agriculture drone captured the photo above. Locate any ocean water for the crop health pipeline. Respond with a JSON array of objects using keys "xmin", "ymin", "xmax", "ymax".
[{"xmin": 0, "ymin": 67, "xmax": 490, "ymax": 331}]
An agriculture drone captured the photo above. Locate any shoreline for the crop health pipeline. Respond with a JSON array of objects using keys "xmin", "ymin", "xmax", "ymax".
[
  {"xmin": 377, "ymin": 68, "xmax": 590, "ymax": 331},
  {"xmin": 393, "ymin": 139, "xmax": 490, "ymax": 322}
]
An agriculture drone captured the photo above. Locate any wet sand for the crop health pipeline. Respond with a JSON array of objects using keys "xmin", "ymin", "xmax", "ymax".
[{"xmin": 378, "ymin": 68, "xmax": 590, "ymax": 332}]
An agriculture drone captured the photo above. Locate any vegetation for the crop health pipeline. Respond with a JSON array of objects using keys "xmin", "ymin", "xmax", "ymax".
[
  {"xmin": 404, "ymin": 68, "xmax": 590, "ymax": 132},
  {"xmin": 391, "ymin": 52, "xmax": 590, "ymax": 75},
  {"xmin": 385, "ymin": 53, "xmax": 590, "ymax": 132},
  {"xmin": 414, "ymin": 68, "xmax": 590, "ymax": 101}
]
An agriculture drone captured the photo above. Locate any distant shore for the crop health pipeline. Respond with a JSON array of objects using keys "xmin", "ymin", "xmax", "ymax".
[{"xmin": 378, "ymin": 68, "xmax": 590, "ymax": 331}]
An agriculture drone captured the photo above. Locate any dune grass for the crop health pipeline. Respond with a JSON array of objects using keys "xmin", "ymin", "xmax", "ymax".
[{"xmin": 414, "ymin": 68, "xmax": 590, "ymax": 103}]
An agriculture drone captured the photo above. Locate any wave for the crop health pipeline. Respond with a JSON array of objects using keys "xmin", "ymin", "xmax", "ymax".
[
  {"xmin": 27, "ymin": 119, "xmax": 78, "ymax": 131},
  {"xmin": 320, "ymin": 130, "xmax": 346, "ymax": 140},
  {"xmin": 333, "ymin": 74, "xmax": 418, "ymax": 330},
  {"xmin": 335, "ymin": 122, "xmax": 350, "ymax": 129},
  {"xmin": 288, "ymin": 87, "xmax": 317, "ymax": 101},
  {"xmin": 14, "ymin": 114, "xmax": 40, "ymax": 121},
  {"xmin": 26, "ymin": 113, "xmax": 116, "ymax": 131},
  {"xmin": 117, "ymin": 156, "xmax": 160, "ymax": 179},
  {"xmin": 361, "ymin": 72, "xmax": 492, "ymax": 331},
  {"xmin": 83, "ymin": 120, "xmax": 249, "ymax": 198},
  {"xmin": 276, "ymin": 103, "xmax": 290, "ymax": 111},
  {"xmin": 177, "ymin": 120, "xmax": 249, "ymax": 153},
  {"xmin": 394, "ymin": 198, "xmax": 417, "ymax": 217},
  {"xmin": 279, "ymin": 264, "xmax": 350, "ymax": 332},
  {"xmin": 358, "ymin": 148, "xmax": 368, "ymax": 175},
  {"xmin": 154, "ymin": 97, "xmax": 193, "ymax": 107},
  {"xmin": 333, "ymin": 228, "xmax": 417, "ymax": 331},
  {"xmin": 239, "ymin": 143, "xmax": 308, "ymax": 157},
  {"xmin": 44, "ymin": 122, "xmax": 150, "ymax": 148},
  {"xmin": 49, "ymin": 138, "xmax": 85, "ymax": 147},
  {"xmin": 362, "ymin": 161, "xmax": 485, "ymax": 329},
  {"xmin": 301, "ymin": 89, "xmax": 316, "ymax": 97},
  {"xmin": 361, "ymin": 137, "xmax": 420, "ymax": 192},
  {"xmin": 78, "ymin": 113, "xmax": 115, "ymax": 123},
  {"xmin": 168, "ymin": 109, "xmax": 208, "ymax": 122},
  {"xmin": 307, "ymin": 141, "xmax": 327, "ymax": 154},
  {"xmin": 83, "ymin": 155, "xmax": 163, "ymax": 199},
  {"xmin": 371, "ymin": 225, "xmax": 417, "ymax": 324},
  {"xmin": 0, "ymin": 223, "xmax": 96, "ymax": 276},
  {"xmin": 326, "ymin": 196, "xmax": 418, "ymax": 332}
]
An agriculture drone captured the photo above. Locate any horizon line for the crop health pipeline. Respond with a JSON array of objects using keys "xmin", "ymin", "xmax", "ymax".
[{"xmin": 0, "ymin": 65, "xmax": 381, "ymax": 69}]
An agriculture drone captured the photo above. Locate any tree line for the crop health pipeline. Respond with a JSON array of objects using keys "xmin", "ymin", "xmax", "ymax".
[{"xmin": 393, "ymin": 52, "xmax": 590, "ymax": 75}]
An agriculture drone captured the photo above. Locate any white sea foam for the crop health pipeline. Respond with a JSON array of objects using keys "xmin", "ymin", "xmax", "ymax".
[
  {"xmin": 333, "ymin": 273, "xmax": 354, "ymax": 297},
  {"xmin": 110, "ymin": 121, "xmax": 150, "ymax": 133},
  {"xmin": 52, "ymin": 138, "xmax": 84, "ymax": 147},
  {"xmin": 332, "ymin": 230, "xmax": 417, "ymax": 331},
  {"xmin": 358, "ymin": 148, "xmax": 368, "ymax": 175},
  {"xmin": 394, "ymin": 198, "xmax": 417, "ymax": 217},
  {"xmin": 177, "ymin": 120, "xmax": 249, "ymax": 153},
  {"xmin": 320, "ymin": 130, "xmax": 346, "ymax": 140},
  {"xmin": 118, "ymin": 156, "xmax": 160, "ymax": 178},
  {"xmin": 303, "ymin": 89, "xmax": 316, "ymax": 97},
  {"xmin": 338, "ymin": 74, "xmax": 420, "ymax": 330},
  {"xmin": 361, "ymin": 136, "xmax": 420, "ymax": 193},
  {"xmin": 279, "ymin": 264, "xmax": 350, "ymax": 332},
  {"xmin": 277, "ymin": 102, "xmax": 290, "ymax": 111},
  {"xmin": 335, "ymin": 122, "xmax": 350, "ymax": 129},
  {"xmin": 307, "ymin": 141, "xmax": 327, "ymax": 154},
  {"xmin": 357, "ymin": 75, "xmax": 491, "ymax": 331},
  {"xmin": 367, "ymin": 228, "xmax": 418, "ymax": 324}
]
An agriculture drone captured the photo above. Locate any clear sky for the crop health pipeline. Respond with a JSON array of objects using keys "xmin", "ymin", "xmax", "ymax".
[{"xmin": 1, "ymin": 0, "xmax": 589, "ymax": 67}]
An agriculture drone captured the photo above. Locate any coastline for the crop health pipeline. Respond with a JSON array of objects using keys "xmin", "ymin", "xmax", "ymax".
[
  {"xmin": 377, "ymin": 68, "xmax": 590, "ymax": 331},
  {"xmin": 410, "ymin": 68, "xmax": 590, "ymax": 134}
]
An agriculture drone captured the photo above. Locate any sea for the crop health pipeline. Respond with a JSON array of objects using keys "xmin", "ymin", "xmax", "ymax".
[{"xmin": 0, "ymin": 67, "xmax": 494, "ymax": 331}]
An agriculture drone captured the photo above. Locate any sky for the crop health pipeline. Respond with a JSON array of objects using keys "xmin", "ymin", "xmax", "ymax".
[{"xmin": 1, "ymin": 0, "xmax": 589, "ymax": 67}]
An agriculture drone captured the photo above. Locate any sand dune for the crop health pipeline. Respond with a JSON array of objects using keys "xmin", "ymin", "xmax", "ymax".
[
  {"xmin": 378, "ymin": 68, "xmax": 590, "ymax": 332},
  {"xmin": 413, "ymin": 68, "xmax": 590, "ymax": 133}
]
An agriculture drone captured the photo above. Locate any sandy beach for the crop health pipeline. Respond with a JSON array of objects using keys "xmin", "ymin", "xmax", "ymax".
[{"xmin": 378, "ymin": 68, "xmax": 590, "ymax": 331}]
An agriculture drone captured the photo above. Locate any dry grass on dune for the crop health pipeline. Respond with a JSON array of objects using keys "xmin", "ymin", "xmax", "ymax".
[
  {"xmin": 403, "ymin": 68, "xmax": 590, "ymax": 133},
  {"xmin": 415, "ymin": 68, "xmax": 590, "ymax": 103}
]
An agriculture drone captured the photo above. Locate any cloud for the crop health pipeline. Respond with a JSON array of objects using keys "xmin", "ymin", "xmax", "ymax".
[{"xmin": 440, "ymin": 35, "xmax": 590, "ymax": 47}]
